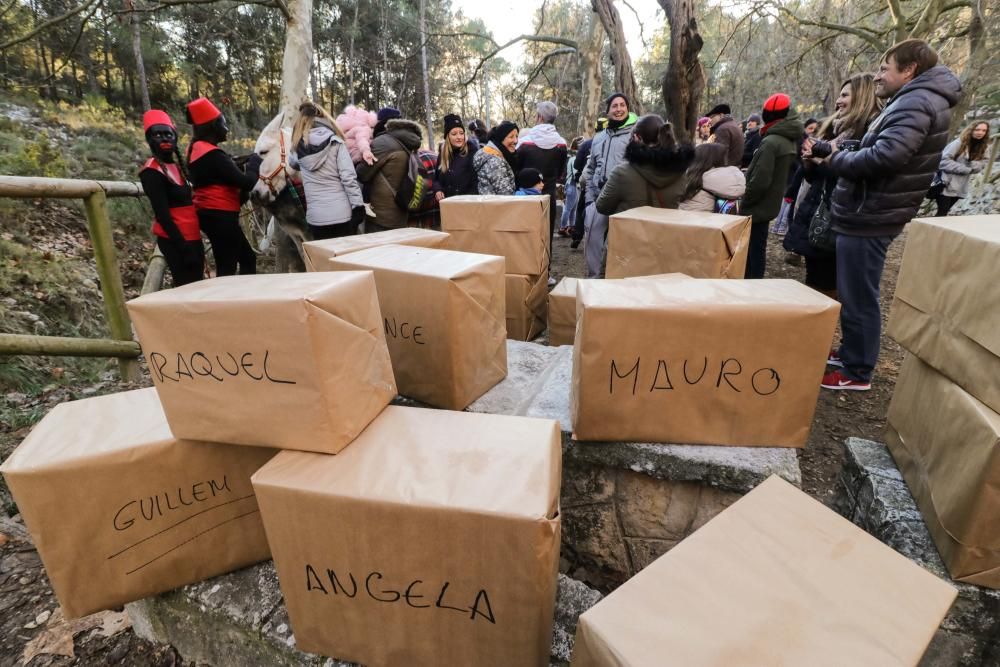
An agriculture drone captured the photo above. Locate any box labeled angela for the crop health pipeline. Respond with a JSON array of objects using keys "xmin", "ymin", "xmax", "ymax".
[
  {"xmin": 571, "ymin": 279, "xmax": 839, "ymax": 446},
  {"xmin": 252, "ymin": 406, "xmax": 561, "ymax": 667},
  {"xmin": 0, "ymin": 388, "xmax": 275, "ymax": 618},
  {"xmin": 328, "ymin": 244, "xmax": 506, "ymax": 410},
  {"xmin": 127, "ymin": 273, "xmax": 396, "ymax": 454}
]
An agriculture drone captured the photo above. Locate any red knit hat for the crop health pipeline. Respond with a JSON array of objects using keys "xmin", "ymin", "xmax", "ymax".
[
  {"xmin": 761, "ymin": 93, "xmax": 791, "ymax": 123},
  {"xmin": 142, "ymin": 109, "xmax": 174, "ymax": 132},
  {"xmin": 186, "ymin": 97, "xmax": 222, "ymax": 125}
]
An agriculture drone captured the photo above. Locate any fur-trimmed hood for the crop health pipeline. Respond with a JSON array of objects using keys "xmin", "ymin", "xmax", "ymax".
[
  {"xmin": 625, "ymin": 141, "xmax": 696, "ymax": 187},
  {"xmin": 385, "ymin": 118, "xmax": 423, "ymax": 151}
]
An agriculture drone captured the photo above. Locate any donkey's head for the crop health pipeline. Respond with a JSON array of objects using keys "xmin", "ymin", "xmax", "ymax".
[{"xmin": 250, "ymin": 112, "xmax": 298, "ymax": 204}]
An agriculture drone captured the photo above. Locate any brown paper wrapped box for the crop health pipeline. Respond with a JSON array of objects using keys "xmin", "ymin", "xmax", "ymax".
[
  {"xmin": 252, "ymin": 405, "xmax": 561, "ymax": 667},
  {"xmin": 328, "ymin": 244, "xmax": 507, "ymax": 409},
  {"xmin": 440, "ymin": 194, "xmax": 550, "ymax": 276},
  {"xmin": 548, "ymin": 274, "xmax": 691, "ymax": 347},
  {"xmin": 885, "ymin": 354, "xmax": 1000, "ymax": 589},
  {"xmin": 302, "ymin": 227, "xmax": 450, "ymax": 271},
  {"xmin": 605, "ymin": 206, "xmax": 751, "ymax": 279},
  {"xmin": 506, "ymin": 271, "xmax": 548, "ymax": 341},
  {"xmin": 887, "ymin": 216, "xmax": 1000, "ymax": 413},
  {"xmin": 127, "ymin": 273, "xmax": 396, "ymax": 454},
  {"xmin": 572, "ymin": 476, "xmax": 956, "ymax": 666},
  {"xmin": 0, "ymin": 388, "xmax": 275, "ymax": 619},
  {"xmin": 571, "ymin": 279, "xmax": 839, "ymax": 446}
]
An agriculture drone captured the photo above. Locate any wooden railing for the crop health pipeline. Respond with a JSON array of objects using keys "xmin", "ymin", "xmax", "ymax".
[{"xmin": 0, "ymin": 175, "xmax": 144, "ymax": 381}]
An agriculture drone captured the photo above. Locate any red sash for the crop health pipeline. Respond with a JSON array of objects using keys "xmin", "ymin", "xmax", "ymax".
[
  {"xmin": 142, "ymin": 159, "xmax": 201, "ymax": 241},
  {"xmin": 189, "ymin": 141, "xmax": 242, "ymax": 212}
]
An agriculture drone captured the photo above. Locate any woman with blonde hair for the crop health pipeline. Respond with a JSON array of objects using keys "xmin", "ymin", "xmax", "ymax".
[
  {"xmin": 933, "ymin": 121, "xmax": 990, "ymax": 216},
  {"xmin": 787, "ymin": 73, "xmax": 883, "ymax": 298},
  {"xmin": 433, "ymin": 113, "xmax": 478, "ymax": 200},
  {"xmin": 290, "ymin": 101, "xmax": 366, "ymax": 239}
]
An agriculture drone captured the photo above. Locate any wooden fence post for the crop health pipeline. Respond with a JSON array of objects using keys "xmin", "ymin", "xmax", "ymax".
[{"xmin": 83, "ymin": 190, "xmax": 142, "ymax": 382}]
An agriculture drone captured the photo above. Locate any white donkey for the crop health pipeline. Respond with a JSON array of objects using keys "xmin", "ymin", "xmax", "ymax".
[{"xmin": 250, "ymin": 112, "xmax": 309, "ymax": 272}]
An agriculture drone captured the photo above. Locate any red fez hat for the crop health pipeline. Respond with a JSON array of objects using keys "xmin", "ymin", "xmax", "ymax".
[
  {"xmin": 143, "ymin": 109, "xmax": 174, "ymax": 132},
  {"xmin": 186, "ymin": 97, "xmax": 222, "ymax": 125}
]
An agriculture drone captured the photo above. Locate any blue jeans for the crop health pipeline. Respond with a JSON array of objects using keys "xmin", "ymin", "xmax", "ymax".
[
  {"xmin": 561, "ymin": 182, "xmax": 578, "ymax": 229},
  {"xmin": 835, "ymin": 233, "xmax": 896, "ymax": 382}
]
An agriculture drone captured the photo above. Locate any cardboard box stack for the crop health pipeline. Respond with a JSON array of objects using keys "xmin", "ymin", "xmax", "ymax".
[
  {"xmin": 605, "ymin": 207, "xmax": 751, "ymax": 279},
  {"xmin": 548, "ymin": 274, "xmax": 690, "ymax": 347},
  {"xmin": 572, "ymin": 476, "xmax": 956, "ymax": 666},
  {"xmin": 571, "ymin": 278, "xmax": 840, "ymax": 446},
  {"xmin": 440, "ymin": 195, "xmax": 550, "ymax": 340},
  {"xmin": 0, "ymin": 388, "xmax": 275, "ymax": 618},
  {"xmin": 126, "ymin": 273, "xmax": 397, "ymax": 454},
  {"xmin": 252, "ymin": 406, "xmax": 562, "ymax": 667},
  {"xmin": 328, "ymin": 244, "xmax": 507, "ymax": 410},
  {"xmin": 885, "ymin": 216, "xmax": 1000, "ymax": 589},
  {"xmin": 301, "ymin": 227, "xmax": 450, "ymax": 272}
]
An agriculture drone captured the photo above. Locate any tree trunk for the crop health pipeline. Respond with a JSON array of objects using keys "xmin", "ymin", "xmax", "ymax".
[
  {"xmin": 129, "ymin": 7, "xmax": 151, "ymax": 111},
  {"xmin": 577, "ymin": 8, "xmax": 604, "ymax": 137},
  {"xmin": 280, "ymin": 0, "xmax": 313, "ymax": 118},
  {"xmin": 948, "ymin": 2, "xmax": 987, "ymax": 134},
  {"xmin": 347, "ymin": 0, "xmax": 359, "ymax": 104},
  {"xmin": 659, "ymin": 0, "xmax": 705, "ymax": 140},
  {"xmin": 591, "ymin": 0, "xmax": 640, "ymax": 113},
  {"xmin": 243, "ymin": 70, "xmax": 264, "ymax": 129},
  {"xmin": 419, "ymin": 0, "xmax": 433, "ymax": 150}
]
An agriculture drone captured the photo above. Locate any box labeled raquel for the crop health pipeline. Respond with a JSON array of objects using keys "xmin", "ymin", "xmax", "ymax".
[
  {"xmin": 0, "ymin": 388, "xmax": 275, "ymax": 618},
  {"xmin": 127, "ymin": 273, "xmax": 396, "ymax": 454},
  {"xmin": 606, "ymin": 206, "xmax": 750, "ymax": 278},
  {"xmin": 328, "ymin": 244, "xmax": 506, "ymax": 410},
  {"xmin": 440, "ymin": 194, "xmax": 550, "ymax": 276},
  {"xmin": 571, "ymin": 279, "xmax": 839, "ymax": 446},
  {"xmin": 886, "ymin": 354, "xmax": 1000, "ymax": 589},
  {"xmin": 506, "ymin": 271, "xmax": 548, "ymax": 341},
  {"xmin": 887, "ymin": 215, "xmax": 1000, "ymax": 413},
  {"xmin": 302, "ymin": 227, "xmax": 450, "ymax": 271},
  {"xmin": 572, "ymin": 476, "xmax": 956, "ymax": 667},
  {"xmin": 252, "ymin": 406, "xmax": 561, "ymax": 667}
]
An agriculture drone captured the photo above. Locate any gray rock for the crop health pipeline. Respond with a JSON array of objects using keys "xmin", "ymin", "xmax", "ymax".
[
  {"xmin": 467, "ymin": 340, "xmax": 562, "ymax": 417},
  {"xmin": 838, "ymin": 437, "xmax": 1000, "ymax": 666},
  {"xmin": 128, "ymin": 561, "xmax": 601, "ymax": 667}
]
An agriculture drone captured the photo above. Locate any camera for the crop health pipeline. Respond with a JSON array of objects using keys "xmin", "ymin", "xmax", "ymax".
[
  {"xmin": 839, "ymin": 139, "xmax": 862, "ymax": 152},
  {"xmin": 808, "ymin": 139, "xmax": 862, "ymax": 159}
]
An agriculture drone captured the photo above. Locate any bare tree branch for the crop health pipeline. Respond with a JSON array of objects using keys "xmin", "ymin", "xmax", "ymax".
[
  {"xmin": 0, "ymin": 0, "xmax": 100, "ymax": 50},
  {"xmin": 775, "ymin": 4, "xmax": 888, "ymax": 52},
  {"xmin": 461, "ymin": 34, "xmax": 578, "ymax": 86}
]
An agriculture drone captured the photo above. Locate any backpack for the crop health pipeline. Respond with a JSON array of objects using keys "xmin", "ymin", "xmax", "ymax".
[{"xmin": 379, "ymin": 137, "xmax": 428, "ymax": 212}]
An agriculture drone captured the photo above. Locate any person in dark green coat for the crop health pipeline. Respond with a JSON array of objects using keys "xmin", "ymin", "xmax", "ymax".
[{"xmin": 743, "ymin": 94, "xmax": 804, "ymax": 278}]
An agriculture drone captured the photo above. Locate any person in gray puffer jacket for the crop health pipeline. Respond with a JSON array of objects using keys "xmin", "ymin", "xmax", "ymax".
[
  {"xmin": 580, "ymin": 92, "xmax": 638, "ymax": 277},
  {"xmin": 819, "ymin": 39, "xmax": 960, "ymax": 392},
  {"xmin": 289, "ymin": 102, "xmax": 365, "ymax": 239}
]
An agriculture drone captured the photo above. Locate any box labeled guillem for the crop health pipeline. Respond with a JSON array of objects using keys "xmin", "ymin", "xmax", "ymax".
[
  {"xmin": 252, "ymin": 405, "xmax": 561, "ymax": 667},
  {"xmin": 127, "ymin": 273, "xmax": 396, "ymax": 454},
  {"xmin": 0, "ymin": 388, "xmax": 275, "ymax": 618},
  {"xmin": 328, "ymin": 244, "xmax": 506, "ymax": 410},
  {"xmin": 571, "ymin": 279, "xmax": 839, "ymax": 446}
]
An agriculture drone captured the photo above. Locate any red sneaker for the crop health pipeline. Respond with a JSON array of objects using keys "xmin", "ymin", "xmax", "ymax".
[
  {"xmin": 821, "ymin": 370, "xmax": 871, "ymax": 391},
  {"xmin": 827, "ymin": 350, "xmax": 844, "ymax": 367}
]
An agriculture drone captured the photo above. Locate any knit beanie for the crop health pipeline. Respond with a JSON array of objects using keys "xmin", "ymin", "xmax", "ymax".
[
  {"xmin": 443, "ymin": 114, "xmax": 464, "ymax": 135},
  {"xmin": 605, "ymin": 92, "xmax": 629, "ymax": 113},
  {"xmin": 516, "ymin": 168, "xmax": 543, "ymax": 190},
  {"xmin": 761, "ymin": 94, "xmax": 791, "ymax": 124},
  {"xmin": 488, "ymin": 120, "xmax": 519, "ymax": 147},
  {"xmin": 377, "ymin": 107, "xmax": 401, "ymax": 123},
  {"xmin": 747, "ymin": 113, "xmax": 763, "ymax": 125},
  {"xmin": 697, "ymin": 116, "xmax": 711, "ymax": 128}
]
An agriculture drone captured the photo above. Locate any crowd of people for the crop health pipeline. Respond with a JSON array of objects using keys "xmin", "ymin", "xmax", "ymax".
[{"xmin": 140, "ymin": 38, "xmax": 986, "ymax": 393}]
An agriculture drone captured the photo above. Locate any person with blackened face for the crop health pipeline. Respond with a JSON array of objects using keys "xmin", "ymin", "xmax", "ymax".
[
  {"xmin": 138, "ymin": 110, "xmax": 204, "ymax": 287},
  {"xmin": 185, "ymin": 97, "xmax": 260, "ymax": 276}
]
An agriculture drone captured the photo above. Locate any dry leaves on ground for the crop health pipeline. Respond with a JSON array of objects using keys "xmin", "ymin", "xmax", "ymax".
[{"xmin": 21, "ymin": 608, "xmax": 131, "ymax": 663}]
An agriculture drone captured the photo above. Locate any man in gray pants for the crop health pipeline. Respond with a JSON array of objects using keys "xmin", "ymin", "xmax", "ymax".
[{"xmin": 580, "ymin": 93, "xmax": 637, "ymax": 277}]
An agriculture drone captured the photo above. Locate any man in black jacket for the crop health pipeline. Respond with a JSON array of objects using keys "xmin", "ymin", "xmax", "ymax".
[{"xmin": 819, "ymin": 39, "xmax": 961, "ymax": 391}]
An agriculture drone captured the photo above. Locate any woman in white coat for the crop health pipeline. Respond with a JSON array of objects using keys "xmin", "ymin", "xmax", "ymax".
[
  {"xmin": 290, "ymin": 102, "xmax": 366, "ymax": 239},
  {"xmin": 678, "ymin": 143, "xmax": 746, "ymax": 212}
]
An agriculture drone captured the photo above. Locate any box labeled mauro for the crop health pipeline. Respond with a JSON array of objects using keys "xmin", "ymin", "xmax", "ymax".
[
  {"xmin": 506, "ymin": 271, "xmax": 548, "ymax": 341},
  {"xmin": 571, "ymin": 279, "xmax": 839, "ymax": 446},
  {"xmin": 0, "ymin": 388, "xmax": 275, "ymax": 619},
  {"xmin": 572, "ymin": 476, "xmax": 956, "ymax": 667},
  {"xmin": 252, "ymin": 406, "xmax": 561, "ymax": 667},
  {"xmin": 606, "ymin": 206, "xmax": 750, "ymax": 278},
  {"xmin": 127, "ymin": 273, "xmax": 396, "ymax": 454},
  {"xmin": 328, "ymin": 244, "xmax": 506, "ymax": 410},
  {"xmin": 440, "ymin": 194, "xmax": 550, "ymax": 276},
  {"xmin": 302, "ymin": 227, "xmax": 450, "ymax": 272}
]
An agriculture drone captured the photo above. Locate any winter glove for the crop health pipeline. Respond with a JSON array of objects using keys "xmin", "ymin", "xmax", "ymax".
[
  {"xmin": 350, "ymin": 205, "xmax": 366, "ymax": 227},
  {"xmin": 244, "ymin": 153, "xmax": 263, "ymax": 179}
]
